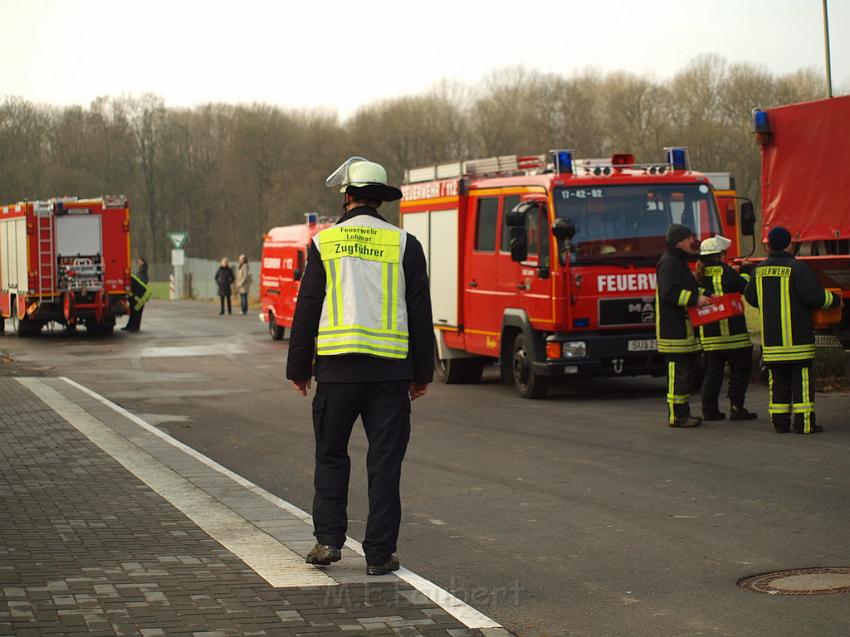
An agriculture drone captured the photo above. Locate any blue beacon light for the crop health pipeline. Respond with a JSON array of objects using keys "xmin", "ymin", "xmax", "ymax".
[
  {"xmin": 666, "ymin": 147, "xmax": 689, "ymax": 171},
  {"xmin": 554, "ymin": 150, "xmax": 573, "ymax": 174},
  {"xmin": 753, "ymin": 110, "xmax": 770, "ymax": 133}
]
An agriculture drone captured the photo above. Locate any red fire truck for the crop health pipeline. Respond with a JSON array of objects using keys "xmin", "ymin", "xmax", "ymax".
[
  {"xmin": 0, "ymin": 196, "xmax": 132, "ymax": 336},
  {"xmin": 753, "ymin": 94, "xmax": 850, "ymax": 342},
  {"xmin": 400, "ymin": 149, "xmax": 751, "ymax": 398},
  {"xmin": 260, "ymin": 213, "xmax": 333, "ymax": 340}
]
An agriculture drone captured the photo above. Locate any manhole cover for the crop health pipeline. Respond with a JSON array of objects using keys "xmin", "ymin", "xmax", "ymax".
[{"xmin": 738, "ymin": 568, "xmax": 850, "ymax": 595}]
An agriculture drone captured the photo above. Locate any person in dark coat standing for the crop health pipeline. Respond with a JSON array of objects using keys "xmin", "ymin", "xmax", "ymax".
[
  {"xmin": 286, "ymin": 157, "xmax": 434, "ymax": 576},
  {"xmin": 215, "ymin": 258, "xmax": 235, "ymax": 315},
  {"xmin": 744, "ymin": 226, "xmax": 842, "ymax": 434},
  {"xmin": 123, "ymin": 258, "xmax": 149, "ymax": 331},
  {"xmin": 656, "ymin": 224, "xmax": 711, "ymax": 428}
]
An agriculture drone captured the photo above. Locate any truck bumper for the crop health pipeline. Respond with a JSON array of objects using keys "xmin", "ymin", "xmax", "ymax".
[{"xmin": 532, "ymin": 331, "xmax": 664, "ymax": 378}]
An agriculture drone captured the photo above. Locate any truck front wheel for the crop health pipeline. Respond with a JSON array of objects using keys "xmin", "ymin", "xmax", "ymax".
[
  {"xmin": 269, "ymin": 314, "xmax": 285, "ymax": 341},
  {"xmin": 512, "ymin": 333, "xmax": 548, "ymax": 399}
]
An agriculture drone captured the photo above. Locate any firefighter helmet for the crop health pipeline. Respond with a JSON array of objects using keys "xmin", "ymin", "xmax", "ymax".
[
  {"xmin": 699, "ymin": 235, "xmax": 732, "ymax": 255},
  {"xmin": 325, "ymin": 156, "xmax": 403, "ymax": 202}
]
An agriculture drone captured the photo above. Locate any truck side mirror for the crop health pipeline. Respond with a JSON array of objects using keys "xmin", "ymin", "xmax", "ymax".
[
  {"xmin": 740, "ymin": 201, "xmax": 756, "ymax": 236},
  {"xmin": 505, "ymin": 204, "xmax": 530, "ymax": 228},
  {"xmin": 552, "ymin": 218, "xmax": 576, "ymax": 266},
  {"xmin": 552, "ymin": 218, "xmax": 576, "ymax": 242},
  {"xmin": 510, "ymin": 228, "xmax": 528, "ymax": 262},
  {"xmin": 293, "ymin": 267, "xmax": 303, "ymax": 281}
]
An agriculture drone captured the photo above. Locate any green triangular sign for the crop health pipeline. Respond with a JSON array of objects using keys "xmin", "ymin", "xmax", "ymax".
[{"xmin": 168, "ymin": 231, "xmax": 189, "ymax": 249}]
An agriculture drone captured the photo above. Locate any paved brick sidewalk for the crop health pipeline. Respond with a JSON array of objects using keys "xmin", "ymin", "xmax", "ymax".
[{"xmin": 0, "ymin": 378, "xmax": 507, "ymax": 637}]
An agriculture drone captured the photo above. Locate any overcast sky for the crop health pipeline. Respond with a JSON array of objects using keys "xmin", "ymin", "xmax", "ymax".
[{"xmin": 2, "ymin": 0, "xmax": 848, "ymax": 116}]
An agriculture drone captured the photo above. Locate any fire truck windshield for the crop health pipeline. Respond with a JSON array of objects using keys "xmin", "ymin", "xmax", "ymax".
[{"xmin": 554, "ymin": 183, "xmax": 721, "ymax": 263}]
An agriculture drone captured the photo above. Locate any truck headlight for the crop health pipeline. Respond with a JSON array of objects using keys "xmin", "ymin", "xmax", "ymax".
[{"xmin": 562, "ymin": 341, "xmax": 587, "ymax": 358}]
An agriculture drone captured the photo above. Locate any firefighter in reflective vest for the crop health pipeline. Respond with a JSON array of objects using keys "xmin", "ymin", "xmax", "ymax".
[
  {"xmin": 286, "ymin": 157, "xmax": 434, "ymax": 575},
  {"xmin": 124, "ymin": 258, "xmax": 152, "ymax": 332},
  {"xmin": 656, "ymin": 224, "xmax": 711, "ymax": 427},
  {"xmin": 696, "ymin": 235, "xmax": 757, "ymax": 421},
  {"xmin": 744, "ymin": 226, "xmax": 841, "ymax": 434}
]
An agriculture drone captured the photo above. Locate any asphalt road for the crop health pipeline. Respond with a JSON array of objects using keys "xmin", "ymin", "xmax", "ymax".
[{"xmin": 3, "ymin": 299, "xmax": 850, "ymax": 636}]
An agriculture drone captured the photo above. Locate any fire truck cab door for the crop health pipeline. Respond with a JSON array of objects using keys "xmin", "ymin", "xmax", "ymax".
[
  {"xmin": 463, "ymin": 195, "xmax": 502, "ymax": 355},
  {"xmin": 517, "ymin": 203, "xmax": 553, "ymax": 324}
]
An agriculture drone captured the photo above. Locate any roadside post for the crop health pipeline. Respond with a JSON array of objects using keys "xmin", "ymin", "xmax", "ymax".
[{"xmin": 167, "ymin": 231, "xmax": 189, "ymax": 300}]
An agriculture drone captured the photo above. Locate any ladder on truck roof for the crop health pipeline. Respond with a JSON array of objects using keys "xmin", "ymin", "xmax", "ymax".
[
  {"xmin": 404, "ymin": 154, "xmax": 548, "ymax": 184},
  {"xmin": 34, "ymin": 203, "xmax": 55, "ymax": 297}
]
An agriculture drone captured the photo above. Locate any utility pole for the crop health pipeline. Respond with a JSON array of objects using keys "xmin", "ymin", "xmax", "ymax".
[{"xmin": 822, "ymin": 0, "xmax": 833, "ymax": 97}]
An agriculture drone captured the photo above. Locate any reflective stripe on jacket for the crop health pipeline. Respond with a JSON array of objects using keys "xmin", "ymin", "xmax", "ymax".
[
  {"xmin": 744, "ymin": 251, "xmax": 839, "ymax": 363},
  {"xmin": 130, "ymin": 274, "xmax": 152, "ymax": 311},
  {"xmin": 314, "ymin": 215, "xmax": 409, "ymax": 359},
  {"xmin": 655, "ymin": 246, "xmax": 701, "ymax": 354},
  {"xmin": 698, "ymin": 263, "xmax": 752, "ymax": 351}
]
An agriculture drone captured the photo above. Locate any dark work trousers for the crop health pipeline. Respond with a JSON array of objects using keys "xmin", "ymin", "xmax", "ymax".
[
  {"xmin": 768, "ymin": 361, "xmax": 816, "ymax": 433},
  {"xmin": 701, "ymin": 347, "xmax": 753, "ymax": 412},
  {"xmin": 125, "ymin": 304, "xmax": 144, "ymax": 331},
  {"xmin": 665, "ymin": 353, "xmax": 699, "ymax": 424},
  {"xmin": 219, "ymin": 294, "xmax": 231, "ymax": 314},
  {"xmin": 312, "ymin": 381, "xmax": 411, "ymax": 564}
]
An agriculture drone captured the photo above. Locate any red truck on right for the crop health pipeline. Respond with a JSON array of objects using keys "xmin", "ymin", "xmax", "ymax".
[{"xmin": 753, "ymin": 94, "xmax": 850, "ymax": 345}]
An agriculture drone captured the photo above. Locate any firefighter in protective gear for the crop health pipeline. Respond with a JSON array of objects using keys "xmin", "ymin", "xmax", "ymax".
[
  {"xmin": 744, "ymin": 226, "xmax": 841, "ymax": 434},
  {"xmin": 124, "ymin": 259, "xmax": 152, "ymax": 332},
  {"xmin": 656, "ymin": 224, "xmax": 711, "ymax": 427},
  {"xmin": 696, "ymin": 236, "xmax": 757, "ymax": 421},
  {"xmin": 286, "ymin": 157, "xmax": 434, "ymax": 575}
]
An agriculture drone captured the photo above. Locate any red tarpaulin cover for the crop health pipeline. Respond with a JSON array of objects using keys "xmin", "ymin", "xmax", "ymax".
[{"xmin": 761, "ymin": 94, "xmax": 850, "ymax": 243}]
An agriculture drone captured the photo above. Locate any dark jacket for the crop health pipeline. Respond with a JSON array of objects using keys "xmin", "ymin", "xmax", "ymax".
[
  {"xmin": 286, "ymin": 206, "xmax": 435, "ymax": 384},
  {"xmin": 655, "ymin": 245, "xmax": 701, "ymax": 354},
  {"xmin": 137, "ymin": 261, "xmax": 149, "ymax": 284},
  {"xmin": 744, "ymin": 250, "xmax": 839, "ymax": 363},
  {"xmin": 215, "ymin": 266, "xmax": 234, "ymax": 296},
  {"xmin": 697, "ymin": 261, "xmax": 751, "ymax": 351}
]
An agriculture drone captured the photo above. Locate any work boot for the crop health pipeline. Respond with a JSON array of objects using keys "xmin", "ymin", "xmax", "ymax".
[
  {"xmin": 772, "ymin": 418, "xmax": 791, "ymax": 433},
  {"xmin": 366, "ymin": 555, "xmax": 400, "ymax": 576},
  {"xmin": 794, "ymin": 424, "xmax": 824, "ymax": 434},
  {"xmin": 702, "ymin": 408, "xmax": 726, "ymax": 421},
  {"xmin": 729, "ymin": 405, "xmax": 757, "ymax": 421},
  {"xmin": 669, "ymin": 416, "xmax": 702, "ymax": 428},
  {"xmin": 305, "ymin": 543, "xmax": 341, "ymax": 566}
]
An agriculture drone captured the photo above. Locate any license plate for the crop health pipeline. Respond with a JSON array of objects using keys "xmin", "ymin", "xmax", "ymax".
[{"xmin": 628, "ymin": 339, "xmax": 657, "ymax": 352}]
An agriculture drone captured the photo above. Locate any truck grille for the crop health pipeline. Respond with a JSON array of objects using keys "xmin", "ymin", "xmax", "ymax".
[{"xmin": 598, "ymin": 297, "xmax": 656, "ymax": 327}]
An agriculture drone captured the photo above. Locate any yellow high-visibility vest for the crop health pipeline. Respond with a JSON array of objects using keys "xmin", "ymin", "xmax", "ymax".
[{"xmin": 315, "ymin": 216, "xmax": 409, "ymax": 359}]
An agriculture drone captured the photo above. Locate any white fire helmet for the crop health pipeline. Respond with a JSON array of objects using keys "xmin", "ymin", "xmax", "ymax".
[
  {"xmin": 700, "ymin": 235, "xmax": 733, "ymax": 256},
  {"xmin": 325, "ymin": 156, "xmax": 402, "ymax": 202}
]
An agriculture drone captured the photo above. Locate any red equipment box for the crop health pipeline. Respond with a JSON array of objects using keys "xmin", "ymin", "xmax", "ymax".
[{"xmin": 688, "ymin": 293, "xmax": 745, "ymax": 327}]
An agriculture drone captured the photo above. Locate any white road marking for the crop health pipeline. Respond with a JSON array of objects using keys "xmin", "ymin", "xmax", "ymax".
[
  {"xmin": 17, "ymin": 377, "xmax": 334, "ymax": 589},
  {"xmin": 55, "ymin": 376, "xmax": 503, "ymax": 630},
  {"xmin": 138, "ymin": 343, "xmax": 247, "ymax": 358}
]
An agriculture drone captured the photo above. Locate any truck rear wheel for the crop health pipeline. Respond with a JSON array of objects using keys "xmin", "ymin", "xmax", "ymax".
[
  {"xmin": 86, "ymin": 318, "xmax": 114, "ymax": 336},
  {"xmin": 512, "ymin": 333, "xmax": 548, "ymax": 399},
  {"xmin": 269, "ymin": 314, "xmax": 285, "ymax": 340},
  {"xmin": 435, "ymin": 349, "xmax": 484, "ymax": 384},
  {"xmin": 16, "ymin": 317, "xmax": 43, "ymax": 337}
]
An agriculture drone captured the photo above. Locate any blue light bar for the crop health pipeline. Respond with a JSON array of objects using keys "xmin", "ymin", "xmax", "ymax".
[
  {"xmin": 753, "ymin": 109, "xmax": 770, "ymax": 133},
  {"xmin": 573, "ymin": 318, "xmax": 590, "ymax": 328},
  {"xmin": 553, "ymin": 149, "xmax": 573, "ymax": 174},
  {"xmin": 305, "ymin": 212, "xmax": 318, "ymax": 226},
  {"xmin": 665, "ymin": 147, "xmax": 689, "ymax": 171}
]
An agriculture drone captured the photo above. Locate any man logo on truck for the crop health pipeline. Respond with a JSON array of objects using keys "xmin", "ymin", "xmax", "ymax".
[{"xmin": 628, "ymin": 301, "xmax": 656, "ymax": 323}]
